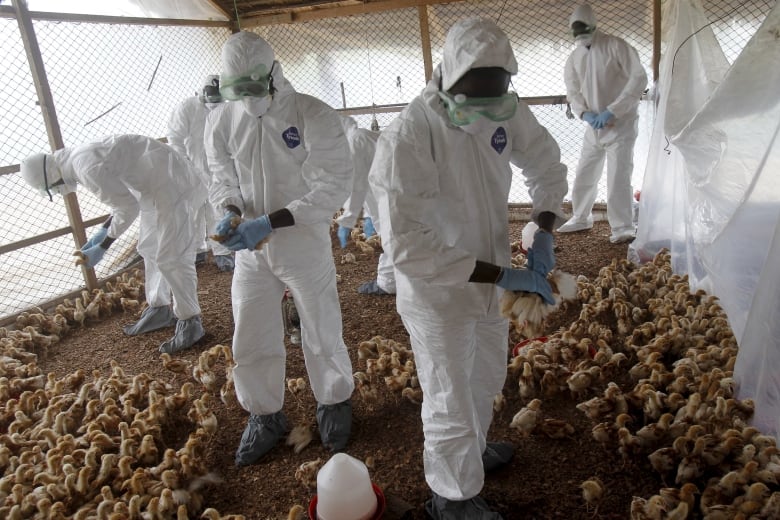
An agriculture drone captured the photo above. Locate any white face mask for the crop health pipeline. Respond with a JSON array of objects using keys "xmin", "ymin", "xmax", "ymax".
[
  {"xmin": 575, "ymin": 34, "xmax": 593, "ymax": 47},
  {"xmin": 459, "ymin": 117, "xmax": 497, "ymax": 135},
  {"xmin": 242, "ymin": 96, "xmax": 272, "ymax": 118}
]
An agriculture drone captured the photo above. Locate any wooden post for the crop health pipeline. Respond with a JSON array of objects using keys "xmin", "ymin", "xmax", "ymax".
[
  {"xmin": 652, "ymin": 0, "xmax": 661, "ymax": 82},
  {"xmin": 418, "ymin": 5, "xmax": 433, "ymax": 82},
  {"xmin": 13, "ymin": 0, "xmax": 98, "ymax": 290}
]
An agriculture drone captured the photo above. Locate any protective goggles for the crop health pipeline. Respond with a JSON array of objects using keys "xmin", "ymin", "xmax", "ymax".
[
  {"xmin": 202, "ymin": 84, "xmax": 223, "ymax": 103},
  {"xmin": 220, "ymin": 64, "xmax": 273, "ymax": 101},
  {"xmin": 41, "ymin": 155, "xmax": 65, "ymax": 201},
  {"xmin": 438, "ymin": 91, "xmax": 518, "ymax": 126},
  {"xmin": 571, "ymin": 23, "xmax": 595, "ymax": 38}
]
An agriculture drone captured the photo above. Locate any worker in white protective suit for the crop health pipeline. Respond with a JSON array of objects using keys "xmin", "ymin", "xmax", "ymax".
[
  {"xmin": 335, "ymin": 115, "xmax": 396, "ymax": 295},
  {"xmin": 369, "ymin": 18, "xmax": 568, "ymax": 519},
  {"xmin": 19, "ymin": 135, "xmax": 207, "ymax": 353},
  {"xmin": 205, "ymin": 31, "xmax": 355, "ymax": 467},
  {"xmin": 558, "ymin": 3, "xmax": 648, "ymax": 243},
  {"xmin": 167, "ymin": 74, "xmax": 235, "ymax": 272}
]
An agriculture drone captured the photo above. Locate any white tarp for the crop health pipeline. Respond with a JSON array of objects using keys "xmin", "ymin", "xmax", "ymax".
[
  {"xmin": 628, "ymin": 0, "xmax": 729, "ymax": 267},
  {"xmin": 672, "ymin": 1, "xmax": 780, "ymax": 435},
  {"xmin": 27, "ymin": 0, "xmax": 228, "ymax": 20}
]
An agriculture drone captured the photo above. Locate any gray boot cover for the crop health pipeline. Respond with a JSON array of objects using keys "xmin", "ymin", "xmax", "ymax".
[
  {"xmin": 357, "ymin": 280, "xmax": 389, "ymax": 295},
  {"xmin": 482, "ymin": 441, "xmax": 514, "ymax": 472},
  {"xmin": 158, "ymin": 315, "xmax": 205, "ymax": 354},
  {"xmin": 123, "ymin": 305, "xmax": 177, "ymax": 335},
  {"xmin": 235, "ymin": 411, "xmax": 288, "ymax": 467},
  {"xmin": 214, "ymin": 254, "xmax": 235, "ymax": 272},
  {"xmin": 425, "ymin": 493, "xmax": 504, "ymax": 520},
  {"xmin": 316, "ymin": 399, "xmax": 352, "ymax": 452}
]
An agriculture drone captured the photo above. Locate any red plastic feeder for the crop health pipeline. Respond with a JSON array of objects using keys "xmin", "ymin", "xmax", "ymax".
[
  {"xmin": 512, "ymin": 336, "xmax": 548, "ymax": 357},
  {"xmin": 308, "ymin": 483, "xmax": 387, "ymax": 520}
]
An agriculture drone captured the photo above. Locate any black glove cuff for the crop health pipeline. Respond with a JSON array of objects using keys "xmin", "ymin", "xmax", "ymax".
[
  {"xmin": 469, "ymin": 260, "xmax": 503, "ymax": 284},
  {"xmin": 225, "ymin": 205, "xmax": 242, "ymax": 217},
  {"xmin": 268, "ymin": 208, "xmax": 294, "ymax": 229},
  {"xmin": 99, "ymin": 236, "xmax": 115, "ymax": 250}
]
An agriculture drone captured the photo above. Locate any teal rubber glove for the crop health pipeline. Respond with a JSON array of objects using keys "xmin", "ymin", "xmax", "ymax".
[
  {"xmin": 216, "ymin": 211, "xmax": 239, "ymax": 237},
  {"xmin": 81, "ymin": 244, "xmax": 106, "ymax": 268},
  {"xmin": 225, "ymin": 215, "xmax": 272, "ymax": 251},
  {"xmin": 582, "ymin": 111, "xmax": 598, "ymax": 128},
  {"xmin": 337, "ymin": 226, "xmax": 351, "ymax": 248},
  {"xmin": 363, "ymin": 217, "xmax": 376, "ymax": 239},
  {"xmin": 593, "ymin": 110, "xmax": 614, "ymax": 129},
  {"xmin": 82, "ymin": 227, "xmax": 108, "ymax": 251}
]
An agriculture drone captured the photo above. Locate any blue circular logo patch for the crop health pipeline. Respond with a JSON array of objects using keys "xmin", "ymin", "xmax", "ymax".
[
  {"xmin": 491, "ymin": 127, "xmax": 507, "ymax": 154},
  {"xmin": 282, "ymin": 127, "xmax": 301, "ymax": 149}
]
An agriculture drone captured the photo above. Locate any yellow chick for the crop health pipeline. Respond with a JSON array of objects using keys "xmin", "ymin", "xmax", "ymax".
[
  {"xmin": 509, "ymin": 398, "xmax": 541, "ymax": 437},
  {"xmin": 580, "ymin": 477, "xmax": 604, "ymax": 514}
]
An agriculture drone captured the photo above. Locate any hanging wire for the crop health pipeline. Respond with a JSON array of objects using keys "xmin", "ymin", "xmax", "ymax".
[
  {"xmin": 671, "ymin": 0, "xmax": 750, "ymax": 76},
  {"xmin": 496, "ymin": 0, "xmax": 509, "ymax": 24},
  {"xmin": 365, "ymin": 32, "xmax": 380, "ymax": 131},
  {"xmin": 233, "ymin": 0, "xmax": 242, "ymax": 31}
]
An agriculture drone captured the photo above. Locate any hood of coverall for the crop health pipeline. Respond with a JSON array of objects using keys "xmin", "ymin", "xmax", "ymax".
[
  {"xmin": 221, "ymin": 31, "xmax": 293, "ymax": 115},
  {"xmin": 440, "ymin": 17, "xmax": 518, "ymax": 92},
  {"xmin": 200, "ymin": 74, "xmax": 222, "ymax": 104},
  {"xmin": 569, "ymin": 4, "xmax": 597, "ymax": 29},
  {"xmin": 340, "ymin": 115, "xmax": 359, "ymax": 145},
  {"xmin": 19, "ymin": 152, "xmax": 69, "ymax": 199}
]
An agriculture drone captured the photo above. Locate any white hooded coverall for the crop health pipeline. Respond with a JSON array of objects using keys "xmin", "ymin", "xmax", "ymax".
[
  {"xmin": 167, "ymin": 96, "xmax": 231, "ymax": 258},
  {"xmin": 206, "ymin": 58, "xmax": 355, "ymax": 416},
  {"xmin": 369, "ymin": 20, "xmax": 568, "ymax": 501},
  {"xmin": 337, "ymin": 117, "xmax": 396, "ymax": 293},
  {"xmin": 564, "ymin": 28, "xmax": 648, "ymax": 235},
  {"xmin": 54, "ymin": 134, "xmax": 206, "ymax": 319}
]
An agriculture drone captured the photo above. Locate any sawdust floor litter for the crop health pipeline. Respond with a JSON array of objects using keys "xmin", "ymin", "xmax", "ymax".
[{"xmin": 39, "ymin": 220, "xmax": 659, "ymax": 520}]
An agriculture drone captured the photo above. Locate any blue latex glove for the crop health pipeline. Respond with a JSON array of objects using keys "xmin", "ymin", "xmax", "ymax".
[
  {"xmin": 337, "ymin": 226, "xmax": 351, "ymax": 248},
  {"xmin": 82, "ymin": 227, "xmax": 108, "ymax": 251},
  {"xmin": 593, "ymin": 110, "xmax": 614, "ymax": 129},
  {"xmin": 363, "ymin": 217, "xmax": 376, "ymax": 238},
  {"xmin": 216, "ymin": 211, "xmax": 239, "ymax": 237},
  {"xmin": 526, "ymin": 230, "xmax": 555, "ymax": 275},
  {"xmin": 496, "ymin": 230, "xmax": 556, "ymax": 305},
  {"xmin": 80, "ymin": 244, "xmax": 106, "ymax": 268},
  {"xmin": 224, "ymin": 215, "xmax": 272, "ymax": 251},
  {"xmin": 582, "ymin": 111, "xmax": 598, "ymax": 128}
]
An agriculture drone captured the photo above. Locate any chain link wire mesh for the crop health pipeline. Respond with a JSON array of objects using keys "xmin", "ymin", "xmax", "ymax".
[
  {"xmin": 253, "ymin": 9, "xmax": 427, "ymax": 111},
  {"xmin": 0, "ymin": 1, "xmax": 773, "ymax": 319},
  {"xmin": 1, "ymin": 16, "xmax": 229, "ymax": 319}
]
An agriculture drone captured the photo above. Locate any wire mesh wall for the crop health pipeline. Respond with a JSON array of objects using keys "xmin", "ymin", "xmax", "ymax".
[
  {"xmin": 0, "ymin": 0, "xmax": 774, "ymax": 319},
  {"xmin": 0, "ymin": 16, "xmax": 230, "ymax": 319}
]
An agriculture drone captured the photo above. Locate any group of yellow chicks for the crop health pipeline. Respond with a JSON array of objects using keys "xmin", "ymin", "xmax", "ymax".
[
  {"xmin": 0, "ymin": 269, "xmax": 250, "ymax": 519},
  {"xmin": 506, "ymin": 250, "xmax": 780, "ymax": 519}
]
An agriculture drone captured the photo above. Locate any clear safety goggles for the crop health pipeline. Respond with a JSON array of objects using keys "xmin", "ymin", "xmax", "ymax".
[
  {"xmin": 220, "ymin": 64, "xmax": 273, "ymax": 101},
  {"xmin": 438, "ymin": 91, "xmax": 519, "ymax": 126},
  {"xmin": 202, "ymin": 84, "xmax": 222, "ymax": 103},
  {"xmin": 571, "ymin": 23, "xmax": 595, "ymax": 38}
]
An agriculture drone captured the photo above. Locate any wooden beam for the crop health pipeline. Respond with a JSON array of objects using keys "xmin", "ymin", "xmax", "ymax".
[
  {"xmin": 652, "ymin": 0, "xmax": 661, "ymax": 82},
  {"xmin": 0, "ymin": 164, "xmax": 19, "ymax": 176},
  {"xmin": 242, "ymin": 0, "xmax": 461, "ymax": 26},
  {"xmin": 0, "ymin": 6, "xmax": 229, "ymax": 27},
  {"xmin": 204, "ymin": 0, "xmax": 235, "ymax": 20},
  {"xmin": 418, "ymin": 5, "xmax": 433, "ymax": 82},
  {"xmin": 12, "ymin": 0, "xmax": 97, "ymax": 290},
  {"xmin": 0, "ymin": 215, "xmax": 110, "ymax": 256},
  {"xmin": 337, "ymin": 103, "xmax": 407, "ymax": 116},
  {"xmin": 244, "ymin": 11, "xmax": 294, "ymax": 26}
]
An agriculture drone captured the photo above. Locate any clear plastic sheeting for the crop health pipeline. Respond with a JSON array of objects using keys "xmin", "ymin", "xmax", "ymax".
[
  {"xmin": 26, "ymin": 0, "xmax": 228, "ymax": 20},
  {"xmin": 628, "ymin": 0, "xmax": 728, "ymax": 266},
  {"xmin": 671, "ymin": 2, "xmax": 780, "ymax": 436}
]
